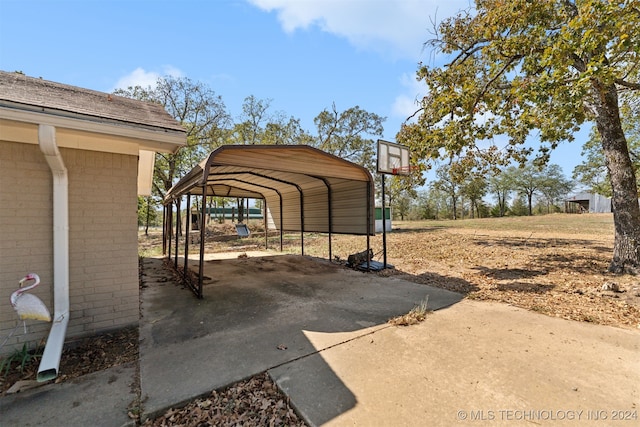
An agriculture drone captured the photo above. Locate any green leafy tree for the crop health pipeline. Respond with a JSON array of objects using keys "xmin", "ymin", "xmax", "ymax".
[
  {"xmin": 399, "ymin": 0, "xmax": 640, "ymax": 272},
  {"xmin": 137, "ymin": 196, "xmax": 160, "ymax": 234},
  {"xmin": 510, "ymin": 196, "xmax": 529, "ymax": 217},
  {"xmin": 425, "ymin": 186, "xmax": 452, "ymax": 219},
  {"xmin": 488, "ymin": 171, "xmax": 512, "ymax": 217},
  {"xmin": 506, "ymin": 162, "xmax": 571, "ymax": 215},
  {"xmin": 460, "ymin": 175, "xmax": 488, "ymax": 218},
  {"xmin": 312, "ymin": 103, "xmax": 385, "ymax": 172},
  {"xmin": 115, "ymin": 76, "xmax": 231, "ymax": 198},
  {"xmin": 539, "ymin": 164, "xmax": 574, "ymax": 213},
  {"xmin": 432, "ymin": 164, "xmax": 461, "ymax": 219},
  {"xmin": 394, "ymin": 194, "xmax": 413, "ymax": 220},
  {"xmin": 263, "ymin": 113, "xmax": 314, "ymax": 145},
  {"xmin": 573, "ymin": 103, "xmax": 640, "ymax": 196},
  {"xmin": 572, "ymin": 129, "xmax": 614, "ymax": 196},
  {"xmin": 231, "ymin": 95, "xmax": 272, "ymax": 145}
]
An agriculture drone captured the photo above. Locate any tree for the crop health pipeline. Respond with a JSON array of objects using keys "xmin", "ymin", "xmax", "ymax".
[
  {"xmin": 263, "ymin": 113, "xmax": 314, "ymax": 146},
  {"xmin": 231, "ymin": 95, "xmax": 272, "ymax": 145},
  {"xmin": 488, "ymin": 171, "xmax": 512, "ymax": 217},
  {"xmin": 510, "ymin": 195, "xmax": 529, "ymax": 216},
  {"xmin": 312, "ymin": 103, "xmax": 385, "ymax": 172},
  {"xmin": 115, "ymin": 76, "xmax": 231, "ymax": 199},
  {"xmin": 509, "ymin": 163, "xmax": 541, "ymax": 216},
  {"xmin": 460, "ymin": 175, "xmax": 488, "ymax": 218},
  {"xmin": 572, "ymin": 129, "xmax": 615, "ymax": 196},
  {"xmin": 394, "ymin": 194, "xmax": 413, "ymax": 220},
  {"xmin": 229, "ymin": 97, "xmax": 314, "ymax": 147},
  {"xmin": 432, "ymin": 164, "xmax": 461, "ymax": 219},
  {"xmin": 507, "ymin": 162, "xmax": 568, "ymax": 216},
  {"xmin": 539, "ymin": 164, "xmax": 574, "ymax": 213},
  {"xmin": 398, "ymin": 0, "xmax": 640, "ymax": 272},
  {"xmin": 137, "ymin": 196, "xmax": 160, "ymax": 233},
  {"xmin": 415, "ymin": 189, "xmax": 444, "ymax": 219},
  {"xmin": 573, "ymin": 103, "xmax": 640, "ymax": 196}
]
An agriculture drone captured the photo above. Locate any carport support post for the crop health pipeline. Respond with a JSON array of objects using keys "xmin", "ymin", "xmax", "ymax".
[
  {"xmin": 183, "ymin": 194, "xmax": 191, "ymax": 281},
  {"xmin": 174, "ymin": 198, "xmax": 180, "ymax": 270},
  {"xmin": 263, "ymin": 198, "xmax": 268, "ymax": 249},
  {"xmin": 323, "ymin": 177, "xmax": 333, "ymax": 262},
  {"xmin": 198, "ymin": 189, "xmax": 206, "ymax": 298},
  {"xmin": 162, "ymin": 204, "xmax": 167, "ymax": 255},
  {"xmin": 167, "ymin": 203, "xmax": 172, "ymax": 260},
  {"xmin": 367, "ymin": 179, "xmax": 371, "ymax": 271},
  {"xmin": 299, "ymin": 189, "xmax": 305, "ymax": 256},
  {"xmin": 382, "ymin": 174, "xmax": 387, "ymax": 269},
  {"xmin": 279, "ymin": 196, "xmax": 283, "ymax": 251}
]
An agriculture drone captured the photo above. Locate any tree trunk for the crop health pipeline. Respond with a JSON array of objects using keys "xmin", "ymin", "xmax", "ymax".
[
  {"xmin": 497, "ymin": 192, "xmax": 506, "ymax": 217},
  {"xmin": 145, "ymin": 196, "xmax": 151, "ymax": 235},
  {"xmin": 452, "ymin": 195, "xmax": 457, "ymax": 220},
  {"xmin": 593, "ymin": 82, "xmax": 640, "ymax": 273}
]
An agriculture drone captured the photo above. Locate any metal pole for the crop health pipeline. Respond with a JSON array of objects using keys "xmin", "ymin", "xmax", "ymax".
[
  {"xmin": 263, "ymin": 198, "xmax": 268, "ymax": 249},
  {"xmin": 167, "ymin": 203, "xmax": 172, "ymax": 260},
  {"xmin": 366, "ymin": 181, "xmax": 371, "ymax": 271},
  {"xmin": 382, "ymin": 173, "xmax": 387, "ymax": 269},
  {"xmin": 300, "ymin": 191, "xmax": 304, "ymax": 256},
  {"xmin": 319, "ymin": 177, "xmax": 333, "ymax": 262},
  {"xmin": 279, "ymin": 196, "xmax": 284, "ymax": 252},
  {"xmin": 174, "ymin": 198, "xmax": 180, "ymax": 270},
  {"xmin": 162, "ymin": 204, "xmax": 167, "ymax": 256},
  {"xmin": 328, "ymin": 187, "xmax": 332, "ymax": 262},
  {"xmin": 198, "ymin": 189, "xmax": 206, "ymax": 299},
  {"xmin": 184, "ymin": 194, "xmax": 191, "ymax": 281}
]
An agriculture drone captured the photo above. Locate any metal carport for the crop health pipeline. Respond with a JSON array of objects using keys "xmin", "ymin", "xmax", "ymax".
[{"xmin": 162, "ymin": 144, "xmax": 376, "ymax": 298}]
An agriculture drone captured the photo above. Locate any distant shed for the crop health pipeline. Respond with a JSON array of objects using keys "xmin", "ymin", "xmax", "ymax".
[{"xmin": 565, "ymin": 192, "xmax": 612, "ymax": 213}]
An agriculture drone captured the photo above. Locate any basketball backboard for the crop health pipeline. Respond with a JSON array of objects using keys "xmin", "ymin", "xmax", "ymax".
[{"xmin": 377, "ymin": 139, "xmax": 410, "ymax": 175}]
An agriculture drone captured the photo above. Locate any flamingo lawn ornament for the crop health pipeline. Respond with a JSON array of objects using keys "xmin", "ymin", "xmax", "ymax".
[{"xmin": 10, "ymin": 273, "xmax": 52, "ymax": 322}]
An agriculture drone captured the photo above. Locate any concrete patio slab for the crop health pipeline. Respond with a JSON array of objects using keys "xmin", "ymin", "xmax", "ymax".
[
  {"xmin": 270, "ymin": 299, "xmax": 640, "ymax": 427},
  {"xmin": 0, "ymin": 363, "xmax": 136, "ymax": 427},
  {"xmin": 138, "ymin": 254, "xmax": 462, "ymax": 419}
]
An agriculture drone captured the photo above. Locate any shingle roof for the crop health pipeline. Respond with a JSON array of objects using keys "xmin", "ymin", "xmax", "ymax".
[{"xmin": 0, "ymin": 71, "xmax": 185, "ymax": 133}]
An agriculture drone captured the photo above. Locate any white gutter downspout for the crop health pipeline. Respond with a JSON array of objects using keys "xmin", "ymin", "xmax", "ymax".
[{"xmin": 37, "ymin": 124, "xmax": 70, "ymax": 382}]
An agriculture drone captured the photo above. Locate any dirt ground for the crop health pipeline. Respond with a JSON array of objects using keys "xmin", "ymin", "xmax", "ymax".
[
  {"xmin": 378, "ymin": 226, "xmax": 640, "ymax": 329},
  {"xmin": 2, "ymin": 214, "xmax": 639, "ymax": 425}
]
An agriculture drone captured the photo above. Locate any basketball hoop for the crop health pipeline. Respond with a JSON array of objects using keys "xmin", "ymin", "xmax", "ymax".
[{"xmin": 391, "ymin": 165, "xmax": 419, "ymax": 176}]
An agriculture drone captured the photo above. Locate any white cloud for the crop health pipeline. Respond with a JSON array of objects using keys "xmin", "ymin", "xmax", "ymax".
[
  {"xmin": 248, "ymin": 0, "xmax": 472, "ymax": 60},
  {"xmin": 392, "ymin": 72, "xmax": 426, "ymax": 122},
  {"xmin": 111, "ymin": 66, "xmax": 183, "ymax": 92}
]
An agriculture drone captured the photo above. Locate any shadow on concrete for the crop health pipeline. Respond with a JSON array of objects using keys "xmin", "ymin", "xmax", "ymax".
[
  {"xmin": 372, "ymin": 268, "xmax": 479, "ymax": 296},
  {"xmin": 138, "ymin": 255, "xmax": 462, "ymax": 425}
]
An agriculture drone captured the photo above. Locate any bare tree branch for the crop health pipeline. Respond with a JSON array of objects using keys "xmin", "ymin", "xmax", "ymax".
[{"xmin": 616, "ymin": 79, "xmax": 640, "ymax": 90}]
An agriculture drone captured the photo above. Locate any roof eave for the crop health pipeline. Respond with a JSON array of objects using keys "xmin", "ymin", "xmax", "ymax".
[{"xmin": 0, "ymin": 104, "xmax": 186, "ymax": 153}]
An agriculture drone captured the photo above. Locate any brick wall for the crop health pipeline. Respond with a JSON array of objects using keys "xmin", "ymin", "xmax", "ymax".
[{"xmin": 0, "ymin": 141, "xmax": 139, "ymax": 355}]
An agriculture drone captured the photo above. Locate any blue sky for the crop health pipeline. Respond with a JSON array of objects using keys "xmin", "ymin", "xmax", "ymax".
[{"xmin": 0, "ymin": 0, "xmax": 585, "ymax": 184}]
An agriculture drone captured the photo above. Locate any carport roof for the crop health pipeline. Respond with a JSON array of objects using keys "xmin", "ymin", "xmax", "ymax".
[{"xmin": 164, "ymin": 144, "xmax": 375, "ymax": 235}]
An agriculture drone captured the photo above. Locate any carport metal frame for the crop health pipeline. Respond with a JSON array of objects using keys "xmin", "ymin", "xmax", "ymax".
[{"xmin": 162, "ymin": 145, "xmax": 375, "ymax": 299}]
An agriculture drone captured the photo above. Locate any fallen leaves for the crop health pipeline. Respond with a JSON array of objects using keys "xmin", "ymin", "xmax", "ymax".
[
  {"xmin": 295, "ymin": 218, "xmax": 640, "ymax": 330},
  {"xmin": 1, "ymin": 326, "xmax": 138, "ymax": 395},
  {"xmin": 142, "ymin": 373, "xmax": 306, "ymax": 427}
]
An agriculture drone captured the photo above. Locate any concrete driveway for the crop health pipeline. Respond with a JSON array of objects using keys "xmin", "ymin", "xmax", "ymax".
[
  {"xmin": 2, "ymin": 254, "xmax": 637, "ymax": 426},
  {"xmin": 138, "ymin": 254, "xmax": 462, "ymax": 421},
  {"xmin": 141, "ymin": 254, "xmax": 640, "ymax": 426}
]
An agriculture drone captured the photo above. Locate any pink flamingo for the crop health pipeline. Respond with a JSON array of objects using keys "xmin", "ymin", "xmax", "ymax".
[{"xmin": 10, "ymin": 273, "xmax": 51, "ymax": 322}]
